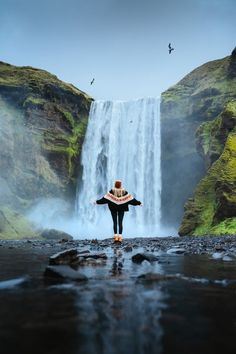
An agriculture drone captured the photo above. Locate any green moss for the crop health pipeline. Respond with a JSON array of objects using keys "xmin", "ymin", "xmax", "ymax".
[
  {"xmin": 162, "ymin": 56, "xmax": 236, "ymax": 121},
  {"xmin": 0, "ymin": 61, "xmax": 92, "ymax": 102},
  {"xmin": 179, "ymin": 133, "xmax": 236, "ymax": 236},
  {"xmin": 63, "ymin": 111, "xmax": 75, "ymax": 128},
  {"xmin": 23, "ymin": 96, "xmax": 46, "ymax": 107},
  {"xmin": 210, "ymin": 218, "xmax": 236, "ymax": 235},
  {"xmin": 226, "ymin": 100, "xmax": 236, "ymax": 116},
  {"xmin": 43, "ymin": 115, "xmax": 88, "ymax": 179},
  {"xmin": 196, "ymin": 116, "xmax": 222, "ymax": 157},
  {"xmin": 196, "ymin": 100, "xmax": 236, "ymax": 167},
  {"xmin": 0, "ymin": 207, "xmax": 39, "ymax": 239}
]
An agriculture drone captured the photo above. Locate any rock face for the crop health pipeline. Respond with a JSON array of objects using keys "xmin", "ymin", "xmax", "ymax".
[
  {"xmin": 179, "ymin": 101, "xmax": 236, "ymax": 236},
  {"xmin": 0, "ymin": 207, "xmax": 38, "ymax": 239},
  {"xmin": 161, "ymin": 49, "xmax": 236, "ymax": 231},
  {"xmin": 0, "ymin": 61, "xmax": 92, "ymax": 238},
  {"xmin": 0, "ymin": 61, "xmax": 92, "ymax": 210}
]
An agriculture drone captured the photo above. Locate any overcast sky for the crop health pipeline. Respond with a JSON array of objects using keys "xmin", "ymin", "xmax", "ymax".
[{"xmin": 0, "ymin": 0, "xmax": 235, "ymax": 100}]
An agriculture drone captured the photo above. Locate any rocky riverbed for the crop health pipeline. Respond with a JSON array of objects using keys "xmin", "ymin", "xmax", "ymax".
[
  {"xmin": 1, "ymin": 236, "xmax": 236, "ymax": 354},
  {"xmin": 2, "ymin": 235, "xmax": 236, "ymax": 257}
]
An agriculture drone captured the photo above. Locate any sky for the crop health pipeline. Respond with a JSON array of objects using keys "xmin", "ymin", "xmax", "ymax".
[{"xmin": 0, "ymin": 0, "xmax": 235, "ymax": 100}]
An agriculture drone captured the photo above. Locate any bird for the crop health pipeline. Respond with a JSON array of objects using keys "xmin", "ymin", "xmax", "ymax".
[
  {"xmin": 168, "ymin": 43, "xmax": 174, "ymax": 54},
  {"xmin": 129, "ymin": 120, "xmax": 133, "ymax": 123},
  {"xmin": 90, "ymin": 78, "xmax": 95, "ymax": 85}
]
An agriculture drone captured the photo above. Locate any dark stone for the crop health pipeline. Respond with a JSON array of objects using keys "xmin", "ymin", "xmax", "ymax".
[
  {"xmin": 131, "ymin": 253, "xmax": 159, "ymax": 263},
  {"xmin": 124, "ymin": 245, "xmax": 133, "ymax": 252},
  {"xmin": 44, "ymin": 265, "xmax": 88, "ymax": 281},
  {"xmin": 49, "ymin": 248, "xmax": 78, "ymax": 265},
  {"xmin": 77, "ymin": 252, "xmax": 107, "ymax": 260},
  {"xmin": 78, "ymin": 250, "xmax": 90, "ymax": 254},
  {"xmin": 137, "ymin": 272, "xmax": 176, "ymax": 281}
]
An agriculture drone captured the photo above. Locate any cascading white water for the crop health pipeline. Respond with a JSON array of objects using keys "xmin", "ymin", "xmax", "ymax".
[{"xmin": 76, "ymin": 97, "xmax": 161, "ymax": 238}]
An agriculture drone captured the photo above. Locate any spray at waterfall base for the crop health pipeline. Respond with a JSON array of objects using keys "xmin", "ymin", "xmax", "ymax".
[{"xmin": 29, "ymin": 98, "xmax": 177, "ymax": 238}]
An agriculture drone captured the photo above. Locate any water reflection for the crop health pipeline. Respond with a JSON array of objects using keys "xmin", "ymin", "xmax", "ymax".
[
  {"xmin": 1, "ymin": 246, "xmax": 236, "ymax": 353},
  {"xmin": 110, "ymin": 247, "xmax": 124, "ymax": 276}
]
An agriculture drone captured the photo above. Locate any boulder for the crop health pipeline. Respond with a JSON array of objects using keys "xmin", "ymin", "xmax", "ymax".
[
  {"xmin": 49, "ymin": 248, "xmax": 78, "ymax": 265},
  {"xmin": 41, "ymin": 228, "xmax": 73, "ymax": 241},
  {"xmin": 131, "ymin": 253, "xmax": 159, "ymax": 264}
]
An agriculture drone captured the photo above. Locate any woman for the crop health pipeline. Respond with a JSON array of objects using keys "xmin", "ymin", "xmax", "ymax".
[{"xmin": 95, "ymin": 180, "xmax": 142, "ymax": 242}]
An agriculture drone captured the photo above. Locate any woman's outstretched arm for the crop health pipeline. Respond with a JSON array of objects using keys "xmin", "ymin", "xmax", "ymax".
[
  {"xmin": 129, "ymin": 198, "xmax": 142, "ymax": 206},
  {"xmin": 96, "ymin": 197, "xmax": 108, "ymax": 204}
]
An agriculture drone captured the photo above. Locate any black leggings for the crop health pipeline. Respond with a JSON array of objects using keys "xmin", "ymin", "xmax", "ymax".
[{"xmin": 110, "ymin": 210, "xmax": 125, "ymax": 234}]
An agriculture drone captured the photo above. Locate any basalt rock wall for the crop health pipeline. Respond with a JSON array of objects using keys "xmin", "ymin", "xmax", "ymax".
[
  {"xmin": 161, "ymin": 49, "xmax": 236, "ymax": 234},
  {"xmin": 0, "ymin": 61, "xmax": 92, "ymax": 238}
]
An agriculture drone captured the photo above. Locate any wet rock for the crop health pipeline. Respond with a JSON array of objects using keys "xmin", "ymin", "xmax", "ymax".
[
  {"xmin": 78, "ymin": 250, "xmax": 90, "ymax": 255},
  {"xmin": 131, "ymin": 253, "xmax": 159, "ymax": 263},
  {"xmin": 211, "ymin": 252, "xmax": 224, "ymax": 260},
  {"xmin": 215, "ymin": 246, "xmax": 226, "ymax": 252},
  {"xmin": 0, "ymin": 276, "xmax": 30, "ymax": 290},
  {"xmin": 167, "ymin": 248, "xmax": 186, "ymax": 255},
  {"xmin": 41, "ymin": 229, "xmax": 73, "ymax": 241},
  {"xmin": 78, "ymin": 252, "xmax": 107, "ymax": 260},
  {"xmin": 44, "ymin": 265, "xmax": 88, "ymax": 281},
  {"xmin": 137, "ymin": 272, "xmax": 176, "ymax": 282},
  {"xmin": 49, "ymin": 248, "xmax": 78, "ymax": 265},
  {"xmin": 124, "ymin": 245, "xmax": 133, "ymax": 252},
  {"xmin": 222, "ymin": 255, "xmax": 233, "ymax": 262},
  {"xmin": 91, "ymin": 239, "xmax": 98, "ymax": 244},
  {"xmin": 76, "ymin": 252, "xmax": 107, "ymax": 265},
  {"xmin": 79, "ymin": 258, "xmax": 106, "ymax": 266}
]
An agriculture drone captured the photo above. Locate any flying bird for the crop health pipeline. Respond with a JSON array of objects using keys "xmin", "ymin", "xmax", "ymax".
[
  {"xmin": 90, "ymin": 78, "xmax": 95, "ymax": 85},
  {"xmin": 168, "ymin": 43, "xmax": 174, "ymax": 54}
]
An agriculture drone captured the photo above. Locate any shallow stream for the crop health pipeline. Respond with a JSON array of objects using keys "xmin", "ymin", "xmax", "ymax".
[{"xmin": 0, "ymin": 243, "xmax": 236, "ymax": 354}]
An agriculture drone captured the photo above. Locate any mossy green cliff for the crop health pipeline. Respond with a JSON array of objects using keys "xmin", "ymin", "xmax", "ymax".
[
  {"xmin": 0, "ymin": 61, "xmax": 92, "ymax": 238},
  {"xmin": 161, "ymin": 49, "xmax": 236, "ymax": 231},
  {"xmin": 179, "ymin": 101, "xmax": 236, "ymax": 236}
]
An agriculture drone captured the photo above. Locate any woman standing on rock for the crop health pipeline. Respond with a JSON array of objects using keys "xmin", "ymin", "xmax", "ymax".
[{"xmin": 95, "ymin": 180, "xmax": 142, "ymax": 242}]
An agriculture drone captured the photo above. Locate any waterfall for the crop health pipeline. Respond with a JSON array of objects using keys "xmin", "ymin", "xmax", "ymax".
[{"xmin": 76, "ymin": 97, "xmax": 161, "ymax": 238}]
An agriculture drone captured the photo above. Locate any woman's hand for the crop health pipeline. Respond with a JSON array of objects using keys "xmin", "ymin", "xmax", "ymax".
[
  {"xmin": 90, "ymin": 200, "xmax": 97, "ymax": 205},
  {"xmin": 140, "ymin": 203, "xmax": 143, "ymax": 206}
]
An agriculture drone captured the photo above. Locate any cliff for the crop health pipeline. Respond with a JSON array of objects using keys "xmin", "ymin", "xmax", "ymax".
[
  {"xmin": 179, "ymin": 100, "xmax": 236, "ymax": 235},
  {"xmin": 161, "ymin": 49, "xmax": 236, "ymax": 233},
  {"xmin": 0, "ymin": 61, "xmax": 92, "ymax": 238}
]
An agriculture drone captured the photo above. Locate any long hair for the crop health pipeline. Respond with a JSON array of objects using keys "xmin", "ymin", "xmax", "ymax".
[{"xmin": 112, "ymin": 180, "xmax": 126, "ymax": 197}]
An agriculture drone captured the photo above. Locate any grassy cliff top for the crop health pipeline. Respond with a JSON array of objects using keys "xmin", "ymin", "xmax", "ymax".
[
  {"xmin": 0, "ymin": 61, "xmax": 92, "ymax": 101},
  {"xmin": 162, "ymin": 52, "xmax": 236, "ymax": 103}
]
